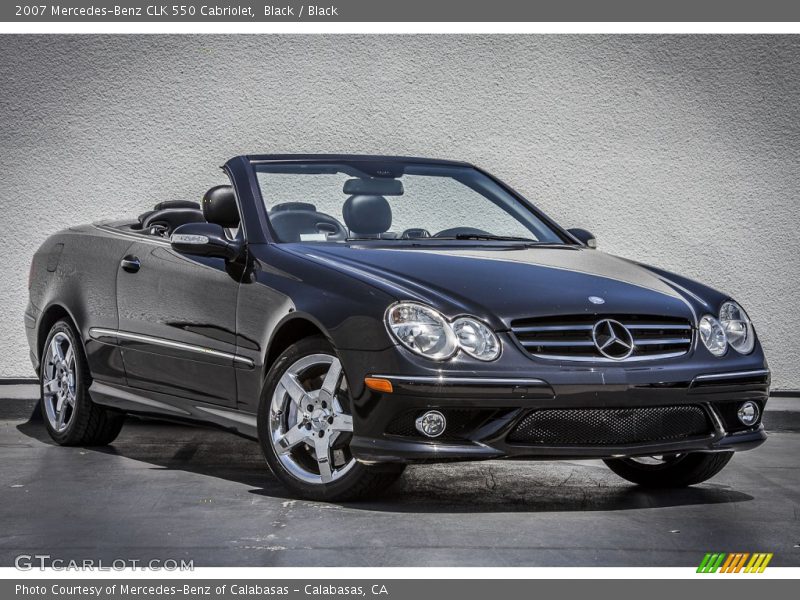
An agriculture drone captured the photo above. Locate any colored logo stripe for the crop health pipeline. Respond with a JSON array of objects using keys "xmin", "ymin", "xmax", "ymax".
[{"xmin": 697, "ymin": 552, "xmax": 773, "ymax": 573}]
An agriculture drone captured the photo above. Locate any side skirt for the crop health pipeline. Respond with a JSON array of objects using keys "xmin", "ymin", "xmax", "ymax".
[{"xmin": 88, "ymin": 380, "xmax": 259, "ymax": 440}]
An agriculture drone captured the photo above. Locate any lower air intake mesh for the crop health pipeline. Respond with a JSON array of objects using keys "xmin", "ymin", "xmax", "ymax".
[{"xmin": 506, "ymin": 405, "xmax": 710, "ymax": 445}]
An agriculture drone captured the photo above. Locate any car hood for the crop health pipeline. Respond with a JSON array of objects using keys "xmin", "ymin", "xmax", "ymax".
[{"xmin": 280, "ymin": 243, "xmax": 707, "ymax": 328}]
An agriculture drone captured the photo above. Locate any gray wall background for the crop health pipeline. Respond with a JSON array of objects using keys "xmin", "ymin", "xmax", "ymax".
[{"xmin": 0, "ymin": 35, "xmax": 798, "ymax": 388}]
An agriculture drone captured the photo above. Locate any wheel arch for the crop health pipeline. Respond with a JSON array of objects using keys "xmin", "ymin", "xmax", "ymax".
[
  {"xmin": 36, "ymin": 303, "xmax": 81, "ymax": 368},
  {"xmin": 263, "ymin": 314, "xmax": 335, "ymax": 379}
]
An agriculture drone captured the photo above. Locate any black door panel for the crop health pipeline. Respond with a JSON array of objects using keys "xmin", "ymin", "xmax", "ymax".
[{"xmin": 116, "ymin": 239, "xmax": 242, "ymax": 406}]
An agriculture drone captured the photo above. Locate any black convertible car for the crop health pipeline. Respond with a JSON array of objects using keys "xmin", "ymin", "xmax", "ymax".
[{"xmin": 26, "ymin": 154, "xmax": 769, "ymax": 500}]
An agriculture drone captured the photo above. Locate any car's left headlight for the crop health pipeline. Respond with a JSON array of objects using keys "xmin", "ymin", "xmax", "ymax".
[
  {"xmin": 385, "ymin": 302, "xmax": 501, "ymax": 361},
  {"xmin": 452, "ymin": 317, "xmax": 501, "ymax": 361},
  {"xmin": 719, "ymin": 300, "xmax": 755, "ymax": 354}
]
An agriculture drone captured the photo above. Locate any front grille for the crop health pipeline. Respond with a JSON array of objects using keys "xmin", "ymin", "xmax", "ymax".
[
  {"xmin": 507, "ymin": 405, "xmax": 710, "ymax": 445},
  {"xmin": 511, "ymin": 314, "xmax": 693, "ymax": 362}
]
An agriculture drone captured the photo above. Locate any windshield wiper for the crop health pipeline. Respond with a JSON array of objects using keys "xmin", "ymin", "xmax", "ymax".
[{"xmin": 451, "ymin": 234, "xmax": 536, "ymax": 242}]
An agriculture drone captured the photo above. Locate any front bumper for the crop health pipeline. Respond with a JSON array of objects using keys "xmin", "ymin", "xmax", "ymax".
[{"xmin": 347, "ymin": 368, "xmax": 770, "ymax": 464}]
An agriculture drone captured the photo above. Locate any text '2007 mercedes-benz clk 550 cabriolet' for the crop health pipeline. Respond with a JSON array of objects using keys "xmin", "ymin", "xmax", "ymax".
[{"xmin": 26, "ymin": 154, "xmax": 770, "ymax": 500}]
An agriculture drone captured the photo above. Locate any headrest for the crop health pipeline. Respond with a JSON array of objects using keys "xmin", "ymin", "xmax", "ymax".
[
  {"xmin": 342, "ymin": 195, "xmax": 392, "ymax": 235},
  {"xmin": 202, "ymin": 185, "xmax": 239, "ymax": 228},
  {"xmin": 272, "ymin": 202, "xmax": 317, "ymax": 213},
  {"xmin": 153, "ymin": 200, "xmax": 200, "ymax": 211}
]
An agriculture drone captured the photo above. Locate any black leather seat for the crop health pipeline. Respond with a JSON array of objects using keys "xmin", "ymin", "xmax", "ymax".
[
  {"xmin": 142, "ymin": 207, "xmax": 204, "ymax": 237},
  {"xmin": 137, "ymin": 200, "xmax": 202, "ymax": 230},
  {"xmin": 342, "ymin": 195, "xmax": 392, "ymax": 238},
  {"xmin": 202, "ymin": 185, "xmax": 240, "ymax": 228},
  {"xmin": 271, "ymin": 202, "xmax": 317, "ymax": 213}
]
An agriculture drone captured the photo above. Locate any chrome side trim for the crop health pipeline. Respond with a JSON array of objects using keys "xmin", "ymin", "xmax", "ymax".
[
  {"xmin": 88, "ymin": 327, "xmax": 254, "ymax": 367},
  {"xmin": 372, "ymin": 375, "xmax": 549, "ymax": 386},
  {"xmin": 694, "ymin": 369, "xmax": 770, "ymax": 382}
]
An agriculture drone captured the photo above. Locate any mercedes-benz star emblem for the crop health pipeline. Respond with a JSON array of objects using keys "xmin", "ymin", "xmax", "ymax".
[{"xmin": 592, "ymin": 319, "xmax": 635, "ymax": 360}]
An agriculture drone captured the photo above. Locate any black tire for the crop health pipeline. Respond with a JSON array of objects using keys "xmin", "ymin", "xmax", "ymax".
[
  {"xmin": 40, "ymin": 319, "xmax": 125, "ymax": 446},
  {"xmin": 603, "ymin": 452, "xmax": 734, "ymax": 487},
  {"xmin": 257, "ymin": 336, "xmax": 404, "ymax": 501}
]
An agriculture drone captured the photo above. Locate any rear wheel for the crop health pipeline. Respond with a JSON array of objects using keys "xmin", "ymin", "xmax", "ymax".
[
  {"xmin": 40, "ymin": 320, "xmax": 125, "ymax": 446},
  {"xmin": 258, "ymin": 336, "xmax": 404, "ymax": 501},
  {"xmin": 603, "ymin": 452, "xmax": 734, "ymax": 487}
]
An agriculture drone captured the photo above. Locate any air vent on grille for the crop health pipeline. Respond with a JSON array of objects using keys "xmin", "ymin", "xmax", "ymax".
[
  {"xmin": 510, "ymin": 314, "xmax": 693, "ymax": 362},
  {"xmin": 506, "ymin": 405, "xmax": 710, "ymax": 445}
]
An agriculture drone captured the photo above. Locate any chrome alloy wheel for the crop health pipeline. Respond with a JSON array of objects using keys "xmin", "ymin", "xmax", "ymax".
[
  {"xmin": 624, "ymin": 454, "xmax": 684, "ymax": 467},
  {"xmin": 42, "ymin": 332, "xmax": 77, "ymax": 433},
  {"xmin": 269, "ymin": 354, "xmax": 356, "ymax": 484}
]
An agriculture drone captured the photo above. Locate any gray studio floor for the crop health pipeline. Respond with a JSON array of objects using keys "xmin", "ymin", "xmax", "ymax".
[{"xmin": 1, "ymin": 385, "xmax": 799, "ymax": 567}]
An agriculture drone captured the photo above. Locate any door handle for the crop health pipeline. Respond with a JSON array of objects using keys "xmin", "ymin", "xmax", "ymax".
[{"xmin": 120, "ymin": 256, "xmax": 141, "ymax": 273}]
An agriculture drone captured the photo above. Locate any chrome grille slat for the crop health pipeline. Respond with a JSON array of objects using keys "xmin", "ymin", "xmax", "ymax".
[
  {"xmin": 514, "ymin": 324, "xmax": 594, "ymax": 333},
  {"xmin": 520, "ymin": 340, "xmax": 596, "ymax": 347},
  {"xmin": 635, "ymin": 338, "xmax": 691, "ymax": 346},
  {"xmin": 623, "ymin": 323, "xmax": 691, "ymax": 330},
  {"xmin": 511, "ymin": 314, "xmax": 693, "ymax": 362}
]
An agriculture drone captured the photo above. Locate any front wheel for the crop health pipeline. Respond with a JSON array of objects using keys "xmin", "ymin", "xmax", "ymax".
[
  {"xmin": 603, "ymin": 452, "xmax": 734, "ymax": 487},
  {"xmin": 257, "ymin": 336, "xmax": 405, "ymax": 501}
]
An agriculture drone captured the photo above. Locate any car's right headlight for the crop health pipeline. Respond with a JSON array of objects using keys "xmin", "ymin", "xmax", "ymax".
[
  {"xmin": 699, "ymin": 314, "xmax": 727, "ymax": 357},
  {"xmin": 385, "ymin": 302, "xmax": 458, "ymax": 360},
  {"xmin": 719, "ymin": 300, "xmax": 755, "ymax": 354}
]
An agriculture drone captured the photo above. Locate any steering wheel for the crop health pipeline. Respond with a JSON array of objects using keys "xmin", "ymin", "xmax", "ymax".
[
  {"xmin": 433, "ymin": 227, "xmax": 494, "ymax": 238},
  {"xmin": 269, "ymin": 210, "xmax": 348, "ymax": 242}
]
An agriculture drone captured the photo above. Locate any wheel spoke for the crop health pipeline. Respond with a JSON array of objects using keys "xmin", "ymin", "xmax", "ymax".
[
  {"xmin": 279, "ymin": 373, "xmax": 308, "ymax": 406},
  {"xmin": 43, "ymin": 378, "xmax": 59, "ymax": 395},
  {"xmin": 313, "ymin": 436, "xmax": 333, "ymax": 482},
  {"xmin": 51, "ymin": 340, "xmax": 64, "ymax": 362},
  {"xmin": 55, "ymin": 405, "xmax": 67, "ymax": 429},
  {"xmin": 64, "ymin": 345, "xmax": 74, "ymax": 368},
  {"xmin": 319, "ymin": 358, "xmax": 342, "ymax": 402},
  {"xmin": 275, "ymin": 426, "xmax": 307, "ymax": 455},
  {"xmin": 330, "ymin": 413, "xmax": 353, "ymax": 433}
]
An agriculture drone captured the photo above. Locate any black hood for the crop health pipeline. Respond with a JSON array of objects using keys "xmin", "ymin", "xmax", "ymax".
[{"xmin": 281, "ymin": 243, "xmax": 709, "ymax": 328}]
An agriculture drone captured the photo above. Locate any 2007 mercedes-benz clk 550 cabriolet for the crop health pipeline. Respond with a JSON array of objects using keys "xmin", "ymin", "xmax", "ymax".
[{"xmin": 26, "ymin": 154, "xmax": 770, "ymax": 500}]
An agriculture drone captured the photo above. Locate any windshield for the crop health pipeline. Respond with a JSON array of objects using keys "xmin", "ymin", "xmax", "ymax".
[{"xmin": 253, "ymin": 161, "xmax": 566, "ymax": 244}]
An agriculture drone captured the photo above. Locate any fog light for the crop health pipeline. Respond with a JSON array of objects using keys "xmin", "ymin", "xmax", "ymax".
[
  {"xmin": 415, "ymin": 410, "xmax": 447, "ymax": 438},
  {"xmin": 737, "ymin": 401, "xmax": 760, "ymax": 426}
]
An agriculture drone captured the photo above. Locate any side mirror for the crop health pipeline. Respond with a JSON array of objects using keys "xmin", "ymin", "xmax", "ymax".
[
  {"xmin": 567, "ymin": 228, "xmax": 597, "ymax": 249},
  {"xmin": 171, "ymin": 222, "xmax": 243, "ymax": 260}
]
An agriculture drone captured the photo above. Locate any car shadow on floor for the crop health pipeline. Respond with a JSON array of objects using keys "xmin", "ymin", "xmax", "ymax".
[{"xmin": 17, "ymin": 414, "xmax": 754, "ymax": 514}]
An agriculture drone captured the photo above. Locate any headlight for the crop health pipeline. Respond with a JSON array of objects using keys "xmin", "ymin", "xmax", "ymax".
[
  {"xmin": 699, "ymin": 315, "xmax": 727, "ymax": 357},
  {"xmin": 385, "ymin": 302, "xmax": 501, "ymax": 361},
  {"xmin": 385, "ymin": 302, "xmax": 458, "ymax": 360},
  {"xmin": 452, "ymin": 317, "xmax": 501, "ymax": 361},
  {"xmin": 719, "ymin": 301, "xmax": 755, "ymax": 354}
]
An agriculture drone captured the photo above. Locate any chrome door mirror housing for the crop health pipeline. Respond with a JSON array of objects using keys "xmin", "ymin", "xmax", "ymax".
[{"xmin": 171, "ymin": 222, "xmax": 243, "ymax": 260}]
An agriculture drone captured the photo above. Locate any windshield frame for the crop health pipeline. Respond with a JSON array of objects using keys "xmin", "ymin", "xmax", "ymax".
[{"xmin": 245, "ymin": 156, "xmax": 576, "ymax": 246}]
